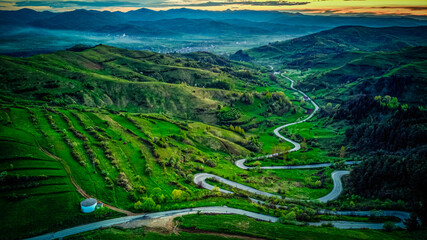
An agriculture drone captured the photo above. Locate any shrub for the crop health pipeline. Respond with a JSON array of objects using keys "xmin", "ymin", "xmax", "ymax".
[
  {"xmin": 141, "ymin": 197, "xmax": 156, "ymax": 211},
  {"xmin": 117, "ymin": 172, "xmax": 133, "ymax": 191},
  {"xmin": 134, "ymin": 201, "xmax": 143, "ymax": 210},
  {"xmin": 138, "ymin": 185, "xmax": 146, "ymax": 194},
  {"xmin": 404, "ymin": 213, "xmax": 420, "ymax": 231},
  {"xmin": 205, "ymin": 159, "xmax": 216, "ymax": 168},
  {"xmin": 383, "ymin": 221, "xmax": 396, "ymax": 232},
  {"xmin": 145, "ymin": 164, "xmax": 152, "ymax": 176},
  {"xmin": 150, "ymin": 188, "xmax": 166, "ymax": 203},
  {"xmin": 321, "ymin": 223, "xmax": 334, "ymax": 227},
  {"xmin": 172, "ymin": 189, "xmax": 184, "ymax": 202},
  {"xmin": 212, "ymin": 186, "xmax": 221, "ymax": 196}
]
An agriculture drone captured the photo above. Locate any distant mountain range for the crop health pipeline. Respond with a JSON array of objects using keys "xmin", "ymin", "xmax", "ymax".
[
  {"xmin": 1, "ymin": 8, "xmax": 427, "ymax": 56},
  {"xmin": 2, "ymin": 8, "xmax": 427, "ymax": 29}
]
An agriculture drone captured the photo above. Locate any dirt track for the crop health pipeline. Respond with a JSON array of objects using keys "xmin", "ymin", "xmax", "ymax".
[{"xmin": 38, "ymin": 145, "xmax": 136, "ymax": 216}]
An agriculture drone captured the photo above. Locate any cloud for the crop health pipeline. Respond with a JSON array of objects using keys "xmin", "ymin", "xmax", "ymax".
[
  {"xmin": 1, "ymin": 0, "xmax": 171, "ymax": 9},
  {"xmin": 379, "ymin": 6, "xmax": 427, "ymax": 11},
  {"xmin": 166, "ymin": 1, "xmax": 309, "ymax": 7},
  {"xmin": 13, "ymin": 1, "xmax": 145, "ymax": 8},
  {"xmin": 9, "ymin": 0, "xmax": 309, "ymax": 9}
]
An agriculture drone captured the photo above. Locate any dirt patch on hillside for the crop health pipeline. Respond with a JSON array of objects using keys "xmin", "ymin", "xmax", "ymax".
[
  {"xmin": 116, "ymin": 215, "xmax": 266, "ymax": 239},
  {"xmin": 117, "ymin": 214, "xmax": 184, "ymax": 233}
]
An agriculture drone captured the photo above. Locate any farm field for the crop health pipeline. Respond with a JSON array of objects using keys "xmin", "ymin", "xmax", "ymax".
[{"xmin": 0, "ymin": 100, "xmax": 346, "ymax": 238}]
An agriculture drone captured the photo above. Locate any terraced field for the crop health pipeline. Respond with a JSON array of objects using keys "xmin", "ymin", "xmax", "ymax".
[
  {"xmin": 0, "ymin": 114, "xmax": 80, "ymax": 239},
  {"xmin": 0, "ymin": 104, "xmax": 255, "ymax": 238},
  {"xmin": 1, "ymin": 97, "xmax": 354, "ymax": 239}
]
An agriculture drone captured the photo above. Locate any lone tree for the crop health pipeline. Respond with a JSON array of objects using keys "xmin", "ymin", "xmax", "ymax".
[
  {"xmin": 134, "ymin": 201, "xmax": 143, "ymax": 210},
  {"xmin": 212, "ymin": 186, "xmax": 221, "ymax": 196},
  {"xmin": 270, "ymin": 74, "xmax": 277, "ymax": 82},
  {"xmin": 404, "ymin": 213, "xmax": 420, "ymax": 231},
  {"xmin": 301, "ymin": 138, "xmax": 307, "ymax": 150},
  {"xmin": 339, "ymin": 146, "xmax": 346, "ymax": 159},
  {"xmin": 172, "ymin": 189, "xmax": 185, "ymax": 202}
]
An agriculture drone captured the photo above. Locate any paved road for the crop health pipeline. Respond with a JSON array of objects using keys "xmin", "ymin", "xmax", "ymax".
[
  {"xmin": 198, "ymin": 72, "xmax": 352, "ymax": 203},
  {"xmin": 192, "ymin": 72, "xmax": 412, "ymax": 229},
  {"xmin": 317, "ymin": 171, "xmax": 349, "ymax": 203},
  {"xmin": 26, "ymin": 205, "xmax": 413, "ymax": 240},
  {"xmin": 194, "ymin": 173, "xmax": 278, "ymax": 198},
  {"xmin": 194, "ymin": 170, "xmax": 351, "ymax": 203},
  {"xmin": 310, "ymin": 210, "xmax": 412, "ymax": 229},
  {"xmin": 26, "ymin": 206, "xmax": 278, "ymax": 240},
  {"xmin": 27, "ymin": 71, "xmax": 413, "ymax": 240},
  {"xmin": 236, "ymin": 73, "xmax": 320, "ymax": 170}
]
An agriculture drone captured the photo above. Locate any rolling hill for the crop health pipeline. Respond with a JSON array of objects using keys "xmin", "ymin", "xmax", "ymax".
[
  {"xmin": 233, "ymin": 25, "xmax": 427, "ymax": 64},
  {"xmin": 0, "ymin": 44, "xmax": 246, "ymax": 122},
  {"xmin": 299, "ymin": 46, "xmax": 427, "ymax": 104},
  {"xmin": 1, "ymin": 21, "xmax": 427, "ymax": 239},
  {"xmin": 233, "ymin": 26, "xmax": 427, "ymax": 105}
]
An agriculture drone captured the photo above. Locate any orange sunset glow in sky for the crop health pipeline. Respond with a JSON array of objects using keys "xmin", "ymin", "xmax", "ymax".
[{"xmin": 0, "ymin": 1, "xmax": 426, "ymax": 16}]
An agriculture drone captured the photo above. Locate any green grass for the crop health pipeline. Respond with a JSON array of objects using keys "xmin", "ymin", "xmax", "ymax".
[
  {"xmin": 66, "ymin": 227, "xmax": 242, "ymax": 240},
  {"xmin": 0, "ymin": 125, "xmax": 81, "ymax": 239},
  {"xmin": 0, "ymin": 43, "xmax": 396, "ymax": 240},
  {"xmin": 63, "ymin": 213, "xmax": 427, "ymax": 240},
  {"xmin": 178, "ymin": 214, "xmax": 415, "ymax": 240},
  {"xmin": 0, "ymin": 94, "xmax": 352, "ymax": 239}
]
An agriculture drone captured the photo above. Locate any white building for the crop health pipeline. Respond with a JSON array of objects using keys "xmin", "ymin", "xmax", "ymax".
[{"xmin": 80, "ymin": 198, "xmax": 97, "ymax": 213}]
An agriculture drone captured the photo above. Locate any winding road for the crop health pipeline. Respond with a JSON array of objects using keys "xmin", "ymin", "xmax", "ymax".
[
  {"xmin": 192, "ymin": 72, "xmax": 412, "ymax": 227},
  {"xmin": 27, "ymin": 71, "xmax": 413, "ymax": 240},
  {"xmin": 194, "ymin": 72, "xmax": 354, "ymax": 203},
  {"xmin": 26, "ymin": 206, "xmax": 278, "ymax": 240}
]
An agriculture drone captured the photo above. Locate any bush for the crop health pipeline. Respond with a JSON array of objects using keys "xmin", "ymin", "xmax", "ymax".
[
  {"xmin": 141, "ymin": 197, "xmax": 157, "ymax": 211},
  {"xmin": 134, "ymin": 201, "xmax": 143, "ymax": 210},
  {"xmin": 117, "ymin": 172, "xmax": 133, "ymax": 191},
  {"xmin": 383, "ymin": 221, "xmax": 396, "ymax": 232},
  {"xmin": 145, "ymin": 164, "xmax": 152, "ymax": 176},
  {"xmin": 172, "ymin": 189, "xmax": 186, "ymax": 202},
  {"xmin": 150, "ymin": 188, "xmax": 166, "ymax": 203},
  {"xmin": 205, "ymin": 159, "xmax": 216, "ymax": 168},
  {"xmin": 404, "ymin": 214, "xmax": 420, "ymax": 231},
  {"xmin": 138, "ymin": 185, "xmax": 146, "ymax": 194},
  {"xmin": 321, "ymin": 223, "xmax": 334, "ymax": 227}
]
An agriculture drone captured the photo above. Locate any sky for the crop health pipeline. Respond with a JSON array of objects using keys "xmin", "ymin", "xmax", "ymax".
[{"xmin": 0, "ymin": 0, "xmax": 426, "ymax": 16}]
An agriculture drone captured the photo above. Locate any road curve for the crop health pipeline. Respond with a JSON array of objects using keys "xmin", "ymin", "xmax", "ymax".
[
  {"xmin": 237, "ymin": 73, "xmax": 320, "ymax": 169},
  {"xmin": 27, "ymin": 71, "xmax": 414, "ymax": 240},
  {"xmin": 317, "ymin": 171, "xmax": 349, "ymax": 203},
  {"xmin": 197, "ymin": 72, "xmax": 350, "ymax": 203},
  {"xmin": 25, "ymin": 206, "xmax": 279, "ymax": 240},
  {"xmin": 191, "ymin": 72, "xmax": 413, "ymax": 227},
  {"xmin": 194, "ymin": 170, "xmax": 351, "ymax": 203},
  {"xmin": 26, "ymin": 205, "xmax": 413, "ymax": 240},
  {"xmin": 310, "ymin": 210, "xmax": 412, "ymax": 229}
]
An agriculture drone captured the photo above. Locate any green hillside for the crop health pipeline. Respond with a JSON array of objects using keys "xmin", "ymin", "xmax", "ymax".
[
  {"xmin": 1, "ymin": 32, "xmax": 426, "ymax": 239},
  {"xmin": 233, "ymin": 26, "xmax": 427, "ymax": 105},
  {"xmin": 0, "ymin": 45, "xmax": 232, "ymax": 119},
  {"xmin": 298, "ymin": 46, "xmax": 427, "ymax": 104},
  {"xmin": 0, "ymin": 45, "xmax": 355, "ymax": 239},
  {"xmin": 233, "ymin": 26, "xmax": 427, "ymax": 66},
  {"xmin": 0, "ymin": 104, "xmax": 250, "ymax": 239}
]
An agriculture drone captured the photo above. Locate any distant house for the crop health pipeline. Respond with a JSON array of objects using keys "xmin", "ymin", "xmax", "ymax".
[
  {"xmin": 80, "ymin": 198, "xmax": 97, "ymax": 213},
  {"xmin": 273, "ymin": 71, "xmax": 280, "ymax": 75}
]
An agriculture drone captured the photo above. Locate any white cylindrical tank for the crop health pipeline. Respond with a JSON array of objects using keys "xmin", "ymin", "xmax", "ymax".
[{"xmin": 80, "ymin": 198, "xmax": 97, "ymax": 213}]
